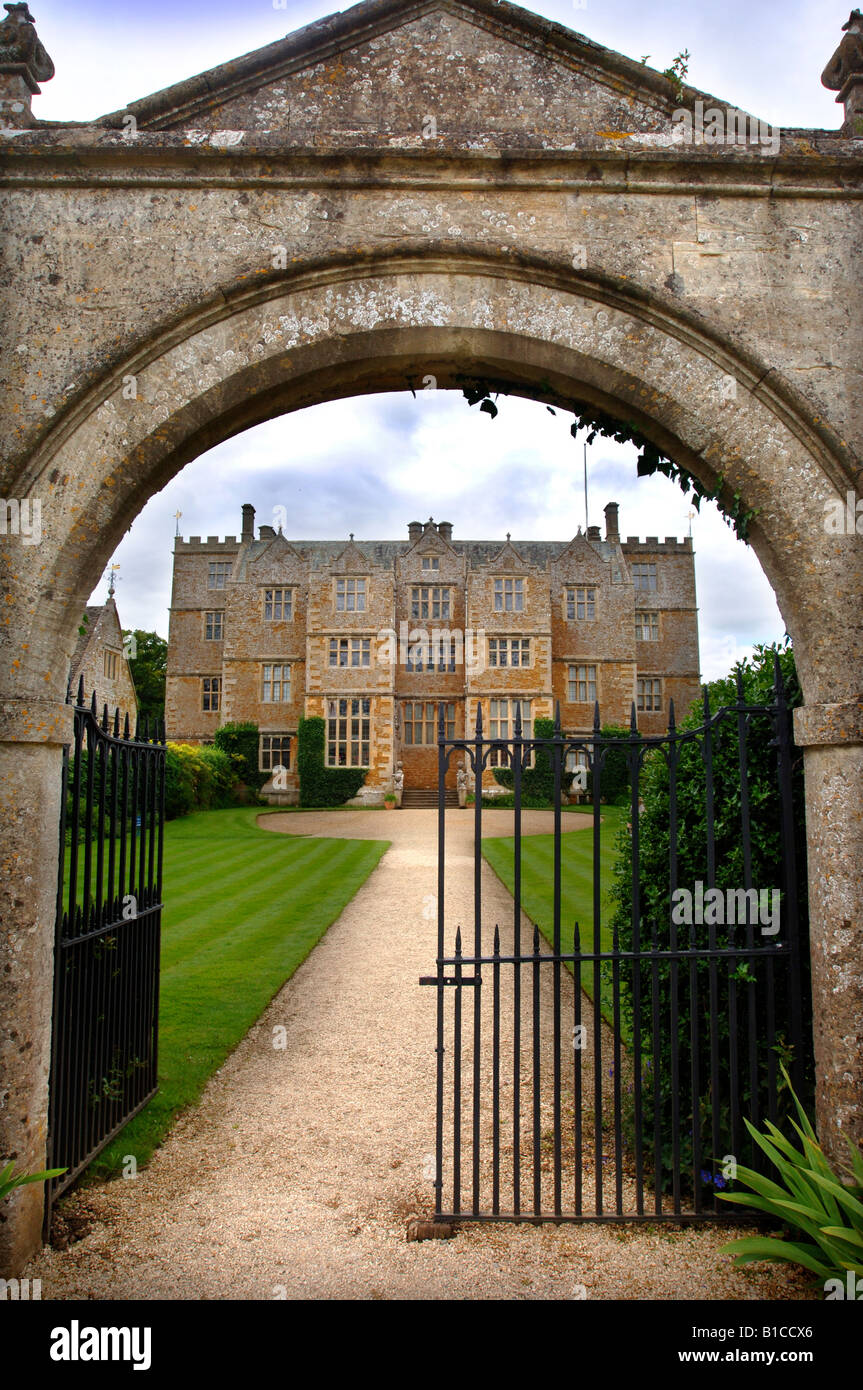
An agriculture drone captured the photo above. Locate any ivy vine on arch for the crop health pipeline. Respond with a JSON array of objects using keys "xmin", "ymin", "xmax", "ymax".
[{"xmin": 452, "ymin": 375, "xmax": 759, "ymax": 542}]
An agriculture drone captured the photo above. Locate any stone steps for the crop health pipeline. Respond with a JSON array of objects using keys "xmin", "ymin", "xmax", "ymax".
[{"xmin": 401, "ymin": 789, "xmax": 458, "ymax": 808}]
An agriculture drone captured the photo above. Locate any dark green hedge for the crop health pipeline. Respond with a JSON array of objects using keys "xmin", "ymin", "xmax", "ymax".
[
  {"xmin": 608, "ymin": 642, "xmax": 811, "ymax": 1193},
  {"xmin": 588, "ymin": 723, "xmax": 639, "ymax": 805},
  {"xmin": 297, "ymin": 716, "xmax": 367, "ymax": 807},
  {"xmin": 491, "ymin": 717, "xmax": 574, "ymax": 808},
  {"xmin": 214, "ymin": 721, "xmax": 267, "ymax": 791}
]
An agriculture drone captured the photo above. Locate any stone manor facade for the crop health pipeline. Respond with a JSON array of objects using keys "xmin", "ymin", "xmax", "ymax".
[{"xmin": 165, "ymin": 501, "xmax": 700, "ymax": 799}]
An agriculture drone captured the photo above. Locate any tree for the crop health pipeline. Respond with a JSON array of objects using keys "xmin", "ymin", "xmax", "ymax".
[{"xmin": 123, "ymin": 630, "xmax": 167, "ymax": 725}]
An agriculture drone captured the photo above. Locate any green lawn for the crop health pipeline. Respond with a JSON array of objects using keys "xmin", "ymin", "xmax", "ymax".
[
  {"xmin": 481, "ymin": 806, "xmax": 626, "ymax": 1025},
  {"xmin": 87, "ymin": 807, "xmax": 388, "ymax": 1181}
]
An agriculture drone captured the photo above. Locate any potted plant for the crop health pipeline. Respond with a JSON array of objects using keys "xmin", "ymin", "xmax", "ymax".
[{"xmin": 384, "ymin": 792, "xmax": 397, "ymax": 811}]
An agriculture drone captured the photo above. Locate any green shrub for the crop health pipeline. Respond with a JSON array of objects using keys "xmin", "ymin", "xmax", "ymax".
[
  {"xmin": 482, "ymin": 792, "xmax": 517, "ymax": 808},
  {"xmin": 164, "ymin": 743, "xmax": 196, "ymax": 819},
  {"xmin": 297, "ymin": 716, "xmax": 366, "ymax": 807},
  {"xmin": 608, "ymin": 641, "xmax": 811, "ymax": 1192},
  {"xmin": 165, "ymin": 743, "xmax": 235, "ymax": 819},
  {"xmin": 588, "ymin": 723, "xmax": 638, "ymax": 804},
  {"xmin": 491, "ymin": 718, "xmax": 574, "ymax": 807},
  {"xmin": 214, "ymin": 721, "xmax": 267, "ymax": 791}
]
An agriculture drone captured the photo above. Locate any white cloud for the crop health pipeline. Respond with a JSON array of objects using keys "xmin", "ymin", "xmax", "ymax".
[
  {"xmin": 31, "ymin": 0, "xmax": 846, "ymax": 130},
  {"xmin": 93, "ymin": 392, "xmax": 785, "ymax": 682}
]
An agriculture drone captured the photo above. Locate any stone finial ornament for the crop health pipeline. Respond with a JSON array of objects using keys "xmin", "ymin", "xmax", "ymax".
[
  {"xmin": 822, "ymin": 10, "xmax": 863, "ymax": 133},
  {"xmin": 0, "ymin": 3, "xmax": 54, "ymax": 127}
]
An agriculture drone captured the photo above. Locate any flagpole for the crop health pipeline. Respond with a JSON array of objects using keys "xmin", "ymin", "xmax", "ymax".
[{"xmin": 583, "ymin": 441, "xmax": 589, "ymax": 532}]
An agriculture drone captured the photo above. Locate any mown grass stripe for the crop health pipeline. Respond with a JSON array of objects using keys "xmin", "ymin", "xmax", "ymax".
[
  {"xmin": 84, "ymin": 807, "xmax": 388, "ymax": 1183},
  {"xmin": 481, "ymin": 807, "xmax": 626, "ymax": 1025}
]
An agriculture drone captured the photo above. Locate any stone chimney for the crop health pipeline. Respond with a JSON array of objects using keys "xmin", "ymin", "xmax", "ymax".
[
  {"xmin": 822, "ymin": 10, "xmax": 863, "ymax": 134},
  {"xmin": 0, "ymin": 5, "xmax": 55, "ymax": 128},
  {"xmin": 604, "ymin": 502, "xmax": 620, "ymax": 542},
  {"xmin": 241, "ymin": 503, "xmax": 255, "ymax": 542},
  {"xmin": 438, "ymin": 521, "xmax": 453, "ymax": 543},
  {"xmin": 587, "ymin": 524, "xmax": 602, "ymax": 541},
  {"xmin": 408, "ymin": 521, "xmax": 423, "ymax": 544}
]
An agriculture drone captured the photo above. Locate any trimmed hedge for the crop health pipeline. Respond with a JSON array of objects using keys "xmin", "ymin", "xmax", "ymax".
[
  {"xmin": 297, "ymin": 716, "xmax": 367, "ymax": 807},
  {"xmin": 214, "ymin": 721, "xmax": 267, "ymax": 791},
  {"xmin": 588, "ymin": 723, "xmax": 640, "ymax": 805},
  {"xmin": 491, "ymin": 717, "xmax": 574, "ymax": 808}
]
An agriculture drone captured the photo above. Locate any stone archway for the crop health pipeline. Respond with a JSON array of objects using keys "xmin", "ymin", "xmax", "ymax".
[{"xmin": 1, "ymin": 0, "xmax": 861, "ymax": 1270}]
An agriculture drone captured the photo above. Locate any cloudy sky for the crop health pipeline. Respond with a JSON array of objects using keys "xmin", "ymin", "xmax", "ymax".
[{"xmin": 30, "ymin": 0, "xmax": 846, "ymax": 679}]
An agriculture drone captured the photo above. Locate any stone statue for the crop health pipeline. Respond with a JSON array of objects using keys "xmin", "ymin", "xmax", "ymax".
[
  {"xmin": 457, "ymin": 761, "xmax": 468, "ymax": 808},
  {"xmin": 0, "ymin": 4, "xmax": 55, "ymax": 83},
  {"xmin": 822, "ymin": 11, "xmax": 863, "ymax": 92},
  {"xmin": 393, "ymin": 762, "xmax": 404, "ymax": 791}
]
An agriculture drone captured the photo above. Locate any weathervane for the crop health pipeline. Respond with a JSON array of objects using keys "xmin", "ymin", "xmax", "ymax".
[
  {"xmin": 174, "ymin": 510, "xmax": 182, "ymax": 537},
  {"xmin": 107, "ymin": 562, "xmax": 120, "ymax": 597}
]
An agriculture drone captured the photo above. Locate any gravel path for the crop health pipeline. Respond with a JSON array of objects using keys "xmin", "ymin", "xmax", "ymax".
[{"xmin": 27, "ymin": 809, "xmax": 812, "ymax": 1301}]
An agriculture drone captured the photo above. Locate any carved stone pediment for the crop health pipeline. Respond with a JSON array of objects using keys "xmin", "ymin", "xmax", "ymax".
[{"xmin": 96, "ymin": 0, "xmax": 700, "ymax": 143}]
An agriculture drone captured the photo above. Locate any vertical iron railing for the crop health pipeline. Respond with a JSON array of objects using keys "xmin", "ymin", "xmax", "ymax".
[
  {"xmin": 423, "ymin": 665, "xmax": 809, "ymax": 1224},
  {"xmin": 45, "ymin": 679, "xmax": 166, "ymax": 1233}
]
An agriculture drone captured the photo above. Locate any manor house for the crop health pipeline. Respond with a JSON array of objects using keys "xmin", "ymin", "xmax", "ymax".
[{"xmin": 165, "ymin": 503, "xmax": 700, "ymax": 799}]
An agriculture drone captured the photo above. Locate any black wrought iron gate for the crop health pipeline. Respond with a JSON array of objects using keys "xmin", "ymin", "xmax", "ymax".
[
  {"xmin": 423, "ymin": 658, "xmax": 808, "ymax": 1225},
  {"xmin": 45, "ymin": 679, "xmax": 166, "ymax": 1231}
]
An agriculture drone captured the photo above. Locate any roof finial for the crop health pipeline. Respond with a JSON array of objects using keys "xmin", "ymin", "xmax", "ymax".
[
  {"xmin": 349, "ymin": 532, "xmax": 354, "ymax": 542},
  {"xmin": 506, "ymin": 531, "xmax": 511, "ymax": 542}
]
